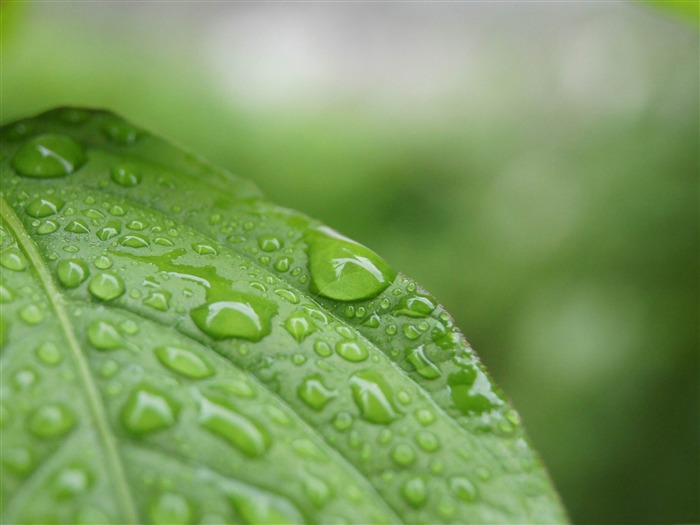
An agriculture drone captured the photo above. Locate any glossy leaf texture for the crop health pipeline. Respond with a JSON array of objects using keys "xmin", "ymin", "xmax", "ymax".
[{"xmin": 0, "ymin": 108, "xmax": 567, "ymax": 524}]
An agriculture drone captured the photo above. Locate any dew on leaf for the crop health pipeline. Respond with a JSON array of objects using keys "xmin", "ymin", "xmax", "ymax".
[
  {"xmin": 97, "ymin": 222, "xmax": 121, "ymax": 241},
  {"xmin": 65, "ymin": 218, "xmax": 90, "ymax": 234},
  {"xmin": 155, "ymin": 345, "xmax": 213, "ymax": 379},
  {"xmin": 336, "ymin": 340, "xmax": 368, "ymax": 363},
  {"xmin": 28, "ymin": 404, "xmax": 75, "ymax": 438},
  {"xmin": 407, "ymin": 345, "xmax": 441, "ymax": 379},
  {"xmin": 143, "ymin": 290, "xmax": 171, "ymax": 312},
  {"xmin": 120, "ymin": 385, "xmax": 178, "ymax": 435},
  {"xmin": 13, "ymin": 367, "xmax": 38, "ymax": 389},
  {"xmin": 401, "ymin": 476, "xmax": 427, "ymax": 508},
  {"xmin": 2, "ymin": 447, "xmax": 34, "ymax": 475},
  {"xmin": 53, "ymin": 466, "xmax": 92, "ymax": 498},
  {"xmin": 0, "ymin": 284, "xmax": 13, "ymax": 302},
  {"xmin": 415, "ymin": 431, "xmax": 440, "ymax": 452},
  {"xmin": 274, "ymin": 288, "xmax": 299, "ymax": 304},
  {"xmin": 119, "ymin": 233, "xmax": 149, "ymax": 249},
  {"xmin": 350, "ymin": 370, "xmax": 400, "ymax": 424},
  {"xmin": 19, "ymin": 303, "xmax": 44, "ymax": 325},
  {"xmin": 87, "ymin": 320, "xmax": 122, "ymax": 350},
  {"xmin": 111, "ymin": 164, "xmax": 141, "ymax": 187},
  {"xmin": 148, "ymin": 492, "xmax": 193, "ymax": 525},
  {"xmin": 88, "ymin": 272, "xmax": 125, "ymax": 301},
  {"xmin": 25, "ymin": 196, "xmax": 65, "ymax": 218},
  {"xmin": 94, "ymin": 255, "xmax": 113, "ymax": 269},
  {"xmin": 198, "ymin": 395, "xmax": 270, "ymax": 457},
  {"xmin": 36, "ymin": 342, "xmax": 62, "ymax": 365},
  {"xmin": 126, "ymin": 220, "xmax": 147, "ymax": 231},
  {"xmin": 284, "ymin": 312, "xmax": 317, "ymax": 343},
  {"xmin": 313, "ymin": 340, "xmax": 332, "ymax": 358},
  {"xmin": 391, "ymin": 443, "xmax": 417, "ymax": 466},
  {"xmin": 227, "ymin": 485, "xmax": 304, "ymax": 525},
  {"xmin": 306, "ymin": 226, "xmax": 396, "ymax": 301},
  {"xmin": 103, "ymin": 120, "xmax": 142, "ymax": 144},
  {"xmin": 1, "ymin": 249, "xmax": 27, "ymax": 271},
  {"xmin": 57, "ymin": 259, "xmax": 89, "ymax": 288},
  {"xmin": 12, "ymin": 134, "xmax": 86, "ymax": 178},
  {"xmin": 37, "ymin": 220, "xmax": 59, "ymax": 235},
  {"xmin": 449, "ymin": 476, "xmax": 477, "ymax": 502},
  {"xmin": 258, "ymin": 235, "xmax": 283, "ymax": 252},
  {"xmin": 190, "ymin": 294, "xmax": 277, "ymax": 342},
  {"xmin": 192, "ymin": 243, "xmax": 217, "ymax": 256},
  {"xmin": 274, "ymin": 257, "xmax": 291, "ymax": 272},
  {"xmin": 298, "ymin": 375, "xmax": 337, "ymax": 411}
]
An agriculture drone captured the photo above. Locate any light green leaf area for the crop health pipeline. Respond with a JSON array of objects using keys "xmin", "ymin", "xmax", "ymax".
[
  {"xmin": 645, "ymin": 0, "xmax": 700, "ymax": 25},
  {"xmin": 0, "ymin": 108, "xmax": 567, "ymax": 524}
]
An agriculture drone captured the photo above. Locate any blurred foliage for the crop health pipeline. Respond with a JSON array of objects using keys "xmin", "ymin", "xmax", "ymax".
[{"xmin": 1, "ymin": 3, "xmax": 698, "ymax": 524}]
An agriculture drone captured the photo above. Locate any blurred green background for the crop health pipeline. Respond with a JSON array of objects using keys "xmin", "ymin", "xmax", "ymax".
[{"xmin": 2, "ymin": 2, "xmax": 698, "ymax": 523}]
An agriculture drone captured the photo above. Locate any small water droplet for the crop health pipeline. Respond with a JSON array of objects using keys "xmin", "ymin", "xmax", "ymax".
[
  {"xmin": 191, "ymin": 294, "xmax": 277, "ymax": 342},
  {"xmin": 57, "ymin": 259, "xmax": 89, "ymax": 288},
  {"xmin": 192, "ymin": 243, "xmax": 217, "ymax": 256},
  {"xmin": 274, "ymin": 288, "xmax": 300, "ymax": 304},
  {"xmin": 103, "ymin": 120, "xmax": 142, "ymax": 144},
  {"xmin": 110, "ymin": 164, "xmax": 141, "ymax": 187},
  {"xmin": 148, "ymin": 492, "xmax": 193, "ymax": 525},
  {"xmin": 143, "ymin": 290, "xmax": 171, "ymax": 311},
  {"xmin": 449, "ymin": 476, "xmax": 477, "ymax": 502},
  {"xmin": 65, "ymin": 218, "xmax": 90, "ymax": 234},
  {"xmin": 401, "ymin": 477, "xmax": 427, "ymax": 508},
  {"xmin": 391, "ymin": 443, "xmax": 416, "ymax": 466},
  {"xmin": 94, "ymin": 255, "xmax": 113, "ymax": 269},
  {"xmin": 13, "ymin": 367, "xmax": 38, "ymax": 389},
  {"xmin": 28, "ymin": 404, "xmax": 75, "ymax": 438},
  {"xmin": 298, "ymin": 375, "xmax": 337, "ymax": 411},
  {"xmin": 97, "ymin": 221, "xmax": 121, "ymax": 241},
  {"xmin": 1, "ymin": 249, "xmax": 27, "ymax": 271},
  {"xmin": 415, "ymin": 408, "xmax": 435, "ymax": 426},
  {"xmin": 120, "ymin": 385, "xmax": 178, "ymax": 435},
  {"xmin": 53, "ymin": 466, "xmax": 92, "ymax": 498},
  {"xmin": 306, "ymin": 227, "xmax": 396, "ymax": 301},
  {"xmin": 12, "ymin": 134, "xmax": 86, "ymax": 178},
  {"xmin": 258, "ymin": 235, "xmax": 283, "ymax": 252},
  {"xmin": 36, "ymin": 342, "xmax": 62, "ymax": 365},
  {"xmin": 415, "ymin": 431, "xmax": 440, "ymax": 452},
  {"xmin": 20, "ymin": 303, "xmax": 44, "ymax": 325},
  {"xmin": 25, "ymin": 196, "xmax": 65, "ymax": 218},
  {"xmin": 87, "ymin": 320, "xmax": 122, "ymax": 350},
  {"xmin": 198, "ymin": 394, "xmax": 269, "ymax": 457},
  {"xmin": 126, "ymin": 220, "xmax": 147, "ymax": 231},
  {"xmin": 395, "ymin": 294, "xmax": 435, "ymax": 318},
  {"xmin": 336, "ymin": 340, "xmax": 368, "ymax": 362},
  {"xmin": 407, "ymin": 345, "xmax": 441, "ymax": 379},
  {"xmin": 37, "ymin": 220, "xmax": 59, "ymax": 235},
  {"xmin": 0, "ymin": 284, "xmax": 13, "ymax": 303},
  {"xmin": 155, "ymin": 345, "xmax": 213, "ymax": 379},
  {"xmin": 403, "ymin": 324, "xmax": 422, "ymax": 340},
  {"xmin": 274, "ymin": 257, "xmax": 291, "ymax": 272},
  {"xmin": 333, "ymin": 411, "xmax": 353, "ymax": 431},
  {"xmin": 350, "ymin": 370, "xmax": 400, "ymax": 424},
  {"xmin": 88, "ymin": 272, "xmax": 125, "ymax": 301},
  {"xmin": 119, "ymin": 233, "xmax": 149, "ymax": 249},
  {"xmin": 313, "ymin": 340, "xmax": 332, "ymax": 357},
  {"xmin": 284, "ymin": 313, "xmax": 317, "ymax": 343}
]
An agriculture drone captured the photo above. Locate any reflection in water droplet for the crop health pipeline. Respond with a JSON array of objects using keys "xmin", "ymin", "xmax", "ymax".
[
  {"xmin": 120, "ymin": 385, "xmax": 178, "ymax": 435},
  {"xmin": 28, "ymin": 404, "xmax": 75, "ymax": 438},
  {"xmin": 336, "ymin": 340, "xmax": 369, "ymax": 363},
  {"xmin": 65, "ymin": 218, "xmax": 90, "ymax": 234},
  {"xmin": 25, "ymin": 196, "xmax": 66, "ymax": 218},
  {"xmin": 258, "ymin": 235, "xmax": 283, "ymax": 252},
  {"xmin": 191, "ymin": 294, "xmax": 277, "ymax": 342},
  {"xmin": 12, "ymin": 134, "xmax": 86, "ymax": 178},
  {"xmin": 395, "ymin": 295, "xmax": 436, "ymax": 318},
  {"xmin": 407, "ymin": 345, "xmax": 441, "ymax": 379},
  {"xmin": 148, "ymin": 492, "xmax": 193, "ymax": 525},
  {"xmin": 298, "ymin": 375, "xmax": 337, "ymax": 411},
  {"xmin": 1, "ymin": 249, "xmax": 27, "ymax": 271},
  {"xmin": 198, "ymin": 395, "xmax": 270, "ymax": 457},
  {"xmin": 155, "ymin": 345, "xmax": 213, "ymax": 379},
  {"xmin": 88, "ymin": 272, "xmax": 125, "ymax": 301},
  {"xmin": 284, "ymin": 313, "xmax": 317, "ymax": 343},
  {"xmin": 313, "ymin": 340, "xmax": 332, "ymax": 358},
  {"xmin": 37, "ymin": 220, "xmax": 59, "ymax": 235},
  {"xmin": 87, "ymin": 320, "xmax": 122, "ymax": 350},
  {"xmin": 57, "ymin": 259, "xmax": 89, "ymax": 288},
  {"xmin": 143, "ymin": 290, "xmax": 171, "ymax": 312},
  {"xmin": 306, "ymin": 227, "xmax": 396, "ymax": 301},
  {"xmin": 350, "ymin": 370, "xmax": 400, "ymax": 424}
]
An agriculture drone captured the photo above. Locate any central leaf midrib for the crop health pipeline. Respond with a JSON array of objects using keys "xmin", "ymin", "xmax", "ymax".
[{"xmin": 0, "ymin": 197, "xmax": 139, "ymax": 524}]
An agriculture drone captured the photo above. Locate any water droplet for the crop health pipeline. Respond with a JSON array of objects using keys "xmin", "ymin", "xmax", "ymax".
[
  {"xmin": 350, "ymin": 370, "xmax": 400, "ymax": 424},
  {"xmin": 401, "ymin": 477, "xmax": 427, "ymax": 508},
  {"xmin": 119, "ymin": 233, "xmax": 149, "ymax": 249},
  {"xmin": 28, "ymin": 404, "xmax": 75, "ymax": 438},
  {"xmin": 313, "ymin": 340, "xmax": 332, "ymax": 357},
  {"xmin": 19, "ymin": 304, "xmax": 44, "ymax": 325},
  {"xmin": 59, "ymin": 108, "xmax": 90, "ymax": 125},
  {"xmin": 148, "ymin": 492, "xmax": 193, "ymax": 525},
  {"xmin": 336, "ymin": 340, "xmax": 368, "ymax": 362},
  {"xmin": 306, "ymin": 227, "xmax": 396, "ymax": 301},
  {"xmin": 302, "ymin": 473, "xmax": 332, "ymax": 508},
  {"xmin": 449, "ymin": 476, "xmax": 477, "ymax": 502},
  {"xmin": 12, "ymin": 134, "xmax": 86, "ymax": 178},
  {"xmin": 65, "ymin": 218, "xmax": 90, "ymax": 234},
  {"xmin": 37, "ymin": 220, "xmax": 59, "ymax": 235},
  {"xmin": 228, "ymin": 485, "xmax": 303, "ymax": 525},
  {"xmin": 155, "ymin": 345, "xmax": 213, "ymax": 379},
  {"xmin": 391, "ymin": 443, "xmax": 416, "ymax": 466},
  {"xmin": 110, "ymin": 164, "xmax": 141, "ymax": 187},
  {"xmin": 53, "ymin": 466, "xmax": 92, "ymax": 498},
  {"xmin": 94, "ymin": 255, "xmax": 113, "ymax": 269},
  {"xmin": 2, "ymin": 447, "xmax": 34, "ymax": 474},
  {"xmin": 333, "ymin": 411, "xmax": 353, "ymax": 431},
  {"xmin": 36, "ymin": 342, "xmax": 62, "ymax": 365},
  {"xmin": 415, "ymin": 408, "xmax": 435, "ymax": 426},
  {"xmin": 102, "ymin": 120, "xmax": 141, "ymax": 144},
  {"xmin": 395, "ymin": 294, "xmax": 435, "ymax": 318},
  {"xmin": 57, "ymin": 259, "xmax": 89, "ymax": 288},
  {"xmin": 415, "ymin": 431, "xmax": 440, "ymax": 452},
  {"xmin": 126, "ymin": 220, "xmax": 147, "ymax": 231},
  {"xmin": 198, "ymin": 394, "xmax": 269, "ymax": 457},
  {"xmin": 1, "ymin": 249, "xmax": 27, "ymax": 271},
  {"xmin": 97, "ymin": 221, "xmax": 121, "ymax": 241},
  {"xmin": 284, "ymin": 313, "xmax": 317, "ymax": 343},
  {"xmin": 407, "ymin": 345, "xmax": 441, "ymax": 379},
  {"xmin": 13, "ymin": 367, "xmax": 38, "ymax": 389},
  {"xmin": 0, "ymin": 284, "xmax": 13, "ymax": 302},
  {"xmin": 25, "ymin": 196, "xmax": 65, "ymax": 218},
  {"xmin": 120, "ymin": 385, "xmax": 178, "ymax": 435},
  {"xmin": 87, "ymin": 320, "xmax": 122, "ymax": 350},
  {"xmin": 298, "ymin": 375, "xmax": 337, "ymax": 411},
  {"xmin": 191, "ymin": 294, "xmax": 277, "ymax": 342},
  {"xmin": 258, "ymin": 235, "xmax": 283, "ymax": 252},
  {"xmin": 274, "ymin": 257, "xmax": 291, "ymax": 273},
  {"xmin": 448, "ymin": 368, "xmax": 497, "ymax": 415},
  {"xmin": 403, "ymin": 324, "xmax": 422, "ymax": 340},
  {"xmin": 143, "ymin": 290, "xmax": 171, "ymax": 311},
  {"xmin": 88, "ymin": 272, "xmax": 125, "ymax": 301}
]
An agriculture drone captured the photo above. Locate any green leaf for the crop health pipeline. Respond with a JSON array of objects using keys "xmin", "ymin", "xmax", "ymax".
[
  {"xmin": 0, "ymin": 108, "xmax": 567, "ymax": 524},
  {"xmin": 643, "ymin": 0, "xmax": 700, "ymax": 25}
]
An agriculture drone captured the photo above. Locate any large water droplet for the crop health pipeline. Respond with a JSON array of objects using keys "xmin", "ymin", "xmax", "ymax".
[
  {"xmin": 395, "ymin": 294, "xmax": 435, "ymax": 318},
  {"xmin": 191, "ymin": 294, "xmax": 276, "ymax": 342},
  {"xmin": 449, "ymin": 476, "xmax": 477, "ymax": 502},
  {"xmin": 143, "ymin": 290, "xmax": 171, "ymax": 311},
  {"xmin": 306, "ymin": 227, "xmax": 396, "ymax": 301},
  {"xmin": 53, "ymin": 466, "xmax": 92, "ymax": 498},
  {"xmin": 88, "ymin": 272, "xmax": 125, "ymax": 301},
  {"xmin": 284, "ymin": 312, "xmax": 317, "ymax": 343},
  {"xmin": 198, "ymin": 394, "xmax": 270, "ymax": 457},
  {"xmin": 155, "ymin": 345, "xmax": 213, "ymax": 379},
  {"xmin": 407, "ymin": 345, "xmax": 441, "ymax": 379},
  {"xmin": 57, "ymin": 259, "xmax": 89, "ymax": 288},
  {"xmin": 25, "ymin": 196, "xmax": 66, "ymax": 218},
  {"xmin": 336, "ymin": 340, "xmax": 369, "ymax": 363},
  {"xmin": 111, "ymin": 164, "xmax": 141, "ymax": 187},
  {"xmin": 65, "ymin": 218, "xmax": 90, "ymax": 234},
  {"xmin": 36, "ymin": 342, "xmax": 62, "ymax": 365},
  {"xmin": 350, "ymin": 370, "xmax": 400, "ymax": 424},
  {"xmin": 448, "ymin": 367, "xmax": 497, "ymax": 415},
  {"xmin": 1, "ymin": 249, "xmax": 27, "ymax": 271},
  {"xmin": 120, "ymin": 385, "xmax": 178, "ymax": 435},
  {"xmin": 87, "ymin": 320, "xmax": 122, "ymax": 350},
  {"xmin": 258, "ymin": 235, "xmax": 283, "ymax": 252},
  {"xmin": 298, "ymin": 375, "xmax": 337, "ymax": 411},
  {"xmin": 401, "ymin": 476, "xmax": 427, "ymax": 508},
  {"xmin": 119, "ymin": 234, "xmax": 149, "ymax": 249},
  {"xmin": 148, "ymin": 492, "xmax": 193, "ymax": 525},
  {"xmin": 28, "ymin": 404, "xmax": 75, "ymax": 438},
  {"xmin": 12, "ymin": 134, "xmax": 86, "ymax": 178}
]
